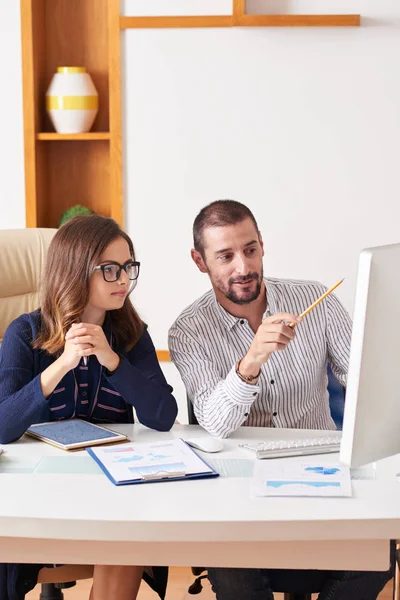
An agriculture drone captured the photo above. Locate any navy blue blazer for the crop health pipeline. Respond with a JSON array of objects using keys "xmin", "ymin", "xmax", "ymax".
[
  {"xmin": 0, "ymin": 310, "xmax": 178, "ymax": 443},
  {"xmin": 0, "ymin": 310, "xmax": 177, "ymax": 599}
]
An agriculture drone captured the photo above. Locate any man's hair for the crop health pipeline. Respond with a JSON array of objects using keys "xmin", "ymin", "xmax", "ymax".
[{"xmin": 193, "ymin": 199, "xmax": 259, "ymax": 257}]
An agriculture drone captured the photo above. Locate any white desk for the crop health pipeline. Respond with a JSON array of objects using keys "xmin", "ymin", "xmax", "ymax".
[{"xmin": 0, "ymin": 424, "xmax": 399, "ymax": 570}]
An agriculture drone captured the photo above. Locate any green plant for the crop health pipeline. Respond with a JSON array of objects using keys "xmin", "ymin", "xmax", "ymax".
[{"xmin": 58, "ymin": 205, "xmax": 95, "ymax": 227}]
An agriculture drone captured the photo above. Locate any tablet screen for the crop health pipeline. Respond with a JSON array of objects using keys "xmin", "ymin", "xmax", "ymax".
[{"xmin": 27, "ymin": 419, "xmax": 123, "ymax": 446}]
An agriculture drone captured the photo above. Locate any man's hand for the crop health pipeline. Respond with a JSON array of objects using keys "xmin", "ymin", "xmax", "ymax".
[
  {"xmin": 239, "ymin": 312, "xmax": 302, "ymax": 378},
  {"xmin": 65, "ymin": 323, "xmax": 120, "ymax": 372}
]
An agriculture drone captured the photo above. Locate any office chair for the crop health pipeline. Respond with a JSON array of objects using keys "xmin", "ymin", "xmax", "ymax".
[
  {"xmin": 0, "ymin": 228, "xmax": 94, "ymax": 598},
  {"xmin": 327, "ymin": 364, "xmax": 345, "ymax": 430},
  {"xmin": 186, "ymin": 366, "xmax": 346, "ymax": 599},
  {"xmin": 38, "ymin": 566, "xmax": 94, "ymax": 599},
  {"xmin": 189, "ymin": 567, "xmax": 330, "ymax": 600}
]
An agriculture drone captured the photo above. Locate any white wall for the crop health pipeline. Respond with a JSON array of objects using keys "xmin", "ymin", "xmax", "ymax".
[
  {"xmin": 0, "ymin": 1, "xmax": 25, "ymax": 229},
  {"xmin": 2, "ymin": 0, "xmax": 400, "ymax": 419},
  {"xmin": 122, "ymin": 0, "xmax": 400, "ymax": 416}
]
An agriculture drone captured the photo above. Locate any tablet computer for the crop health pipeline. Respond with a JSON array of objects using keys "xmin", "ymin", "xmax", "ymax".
[{"xmin": 26, "ymin": 419, "xmax": 128, "ymax": 451}]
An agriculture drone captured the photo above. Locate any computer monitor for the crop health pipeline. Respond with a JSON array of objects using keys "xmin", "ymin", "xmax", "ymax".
[{"xmin": 340, "ymin": 242, "xmax": 400, "ymax": 468}]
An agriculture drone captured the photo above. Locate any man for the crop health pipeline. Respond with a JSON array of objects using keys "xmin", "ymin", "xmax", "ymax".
[{"xmin": 168, "ymin": 199, "xmax": 393, "ymax": 600}]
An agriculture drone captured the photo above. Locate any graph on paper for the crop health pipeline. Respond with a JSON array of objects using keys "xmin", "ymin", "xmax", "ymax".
[{"xmin": 252, "ymin": 461, "xmax": 352, "ymax": 497}]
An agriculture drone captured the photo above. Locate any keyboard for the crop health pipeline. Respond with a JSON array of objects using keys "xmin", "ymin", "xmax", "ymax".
[{"xmin": 239, "ymin": 436, "xmax": 341, "ymax": 459}]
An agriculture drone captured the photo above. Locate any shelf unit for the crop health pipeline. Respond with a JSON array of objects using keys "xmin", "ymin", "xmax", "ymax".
[
  {"xmin": 120, "ymin": 0, "xmax": 360, "ymax": 29},
  {"xmin": 20, "ymin": 0, "xmax": 122, "ymax": 228},
  {"xmin": 20, "ymin": 0, "xmax": 360, "ymax": 228},
  {"xmin": 36, "ymin": 133, "xmax": 111, "ymax": 141},
  {"xmin": 120, "ymin": 14, "xmax": 360, "ymax": 28}
]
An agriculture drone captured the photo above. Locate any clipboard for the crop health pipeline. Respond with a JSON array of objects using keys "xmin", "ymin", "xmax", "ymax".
[{"xmin": 86, "ymin": 438, "xmax": 219, "ymax": 485}]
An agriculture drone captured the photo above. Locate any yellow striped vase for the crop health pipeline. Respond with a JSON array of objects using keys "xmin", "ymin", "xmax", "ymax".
[{"xmin": 46, "ymin": 67, "xmax": 99, "ymax": 134}]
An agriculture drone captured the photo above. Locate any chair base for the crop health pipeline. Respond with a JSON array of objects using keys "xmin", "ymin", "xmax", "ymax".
[
  {"xmin": 188, "ymin": 566, "xmax": 319, "ymax": 600},
  {"xmin": 188, "ymin": 574, "xmax": 208, "ymax": 594},
  {"xmin": 40, "ymin": 581, "xmax": 76, "ymax": 600},
  {"xmin": 39, "ymin": 583, "xmax": 64, "ymax": 600}
]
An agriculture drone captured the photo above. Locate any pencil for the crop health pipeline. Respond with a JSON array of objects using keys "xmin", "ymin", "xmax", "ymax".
[{"xmin": 288, "ymin": 278, "xmax": 344, "ymax": 328}]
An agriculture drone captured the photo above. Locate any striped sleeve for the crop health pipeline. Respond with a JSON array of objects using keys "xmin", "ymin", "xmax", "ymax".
[
  {"xmin": 325, "ymin": 292, "xmax": 352, "ymax": 388},
  {"xmin": 168, "ymin": 324, "xmax": 260, "ymax": 438}
]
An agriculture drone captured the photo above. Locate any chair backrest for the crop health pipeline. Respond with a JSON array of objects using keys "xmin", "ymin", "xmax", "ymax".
[
  {"xmin": 0, "ymin": 228, "xmax": 56, "ymax": 345},
  {"xmin": 327, "ymin": 363, "xmax": 345, "ymax": 430},
  {"xmin": 187, "ymin": 394, "xmax": 198, "ymax": 425}
]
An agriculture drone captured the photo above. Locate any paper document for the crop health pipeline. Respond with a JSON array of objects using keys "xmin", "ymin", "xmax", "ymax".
[
  {"xmin": 87, "ymin": 438, "xmax": 217, "ymax": 485},
  {"xmin": 252, "ymin": 460, "xmax": 352, "ymax": 497}
]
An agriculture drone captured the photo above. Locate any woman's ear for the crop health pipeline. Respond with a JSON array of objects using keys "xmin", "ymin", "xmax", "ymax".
[{"xmin": 191, "ymin": 249, "xmax": 208, "ymax": 274}]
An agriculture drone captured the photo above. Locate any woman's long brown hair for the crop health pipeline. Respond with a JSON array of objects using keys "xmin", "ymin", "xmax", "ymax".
[{"xmin": 33, "ymin": 215, "xmax": 144, "ymax": 355}]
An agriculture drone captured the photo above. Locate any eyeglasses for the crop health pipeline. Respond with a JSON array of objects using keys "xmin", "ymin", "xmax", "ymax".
[{"xmin": 93, "ymin": 260, "xmax": 140, "ymax": 283}]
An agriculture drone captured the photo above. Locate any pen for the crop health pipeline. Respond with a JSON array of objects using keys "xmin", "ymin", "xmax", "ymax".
[{"xmin": 288, "ymin": 279, "xmax": 344, "ymax": 328}]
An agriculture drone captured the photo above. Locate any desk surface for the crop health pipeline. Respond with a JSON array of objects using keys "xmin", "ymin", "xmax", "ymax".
[{"xmin": 0, "ymin": 424, "xmax": 398, "ymax": 569}]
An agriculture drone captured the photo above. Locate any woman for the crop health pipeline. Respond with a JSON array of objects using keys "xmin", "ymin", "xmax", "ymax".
[{"xmin": 0, "ymin": 215, "xmax": 178, "ymax": 600}]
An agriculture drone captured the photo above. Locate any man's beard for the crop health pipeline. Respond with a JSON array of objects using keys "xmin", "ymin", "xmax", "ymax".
[{"xmin": 221, "ymin": 270, "xmax": 263, "ymax": 305}]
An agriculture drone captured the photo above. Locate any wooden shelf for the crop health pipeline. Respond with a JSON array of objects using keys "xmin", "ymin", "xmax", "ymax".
[
  {"xmin": 239, "ymin": 14, "xmax": 360, "ymax": 27},
  {"xmin": 156, "ymin": 350, "xmax": 171, "ymax": 362},
  {"xmin": 20, "ymin": 0, "xmax": 123, "ymax": 228},
  {"xmin": 36, "ymin": 132, "xmax": 111, "ymax": 141},
  {"xmin": 120, "ymin": 13, "xmax": 360, "ymax": 29},
  {"xmin": 120, "ymin": 15, "xmax": 233, "ymax": 29}
]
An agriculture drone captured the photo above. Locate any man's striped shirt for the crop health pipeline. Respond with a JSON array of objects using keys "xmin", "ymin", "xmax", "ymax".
[{"xmin": 168, "ymin": 277, "xmax": 352, "ymax": 438}]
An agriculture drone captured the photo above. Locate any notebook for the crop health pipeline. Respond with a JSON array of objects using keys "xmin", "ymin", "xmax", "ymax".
[
  {"xmin": 86, "ymin": 438, "xmax": 219, "ymax": 485},
  {"xmin": 26, "ymin": 419, "xmax": 128, "ymax": 450}
]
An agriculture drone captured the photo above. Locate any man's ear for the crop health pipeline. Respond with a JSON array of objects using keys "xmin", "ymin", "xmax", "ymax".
[
  {"xmin": 258, "ymin": 231, "xmax": 265, "ymax": 258},
  {"xmin": 191, "ymin": 248, "xmax": 208, "ymax": 273}
]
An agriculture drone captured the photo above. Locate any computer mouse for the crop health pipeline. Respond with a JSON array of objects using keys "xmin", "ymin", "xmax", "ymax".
[{"xmin": 184, "ymin": 437, "xmax": 224, "ymax": 453}]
